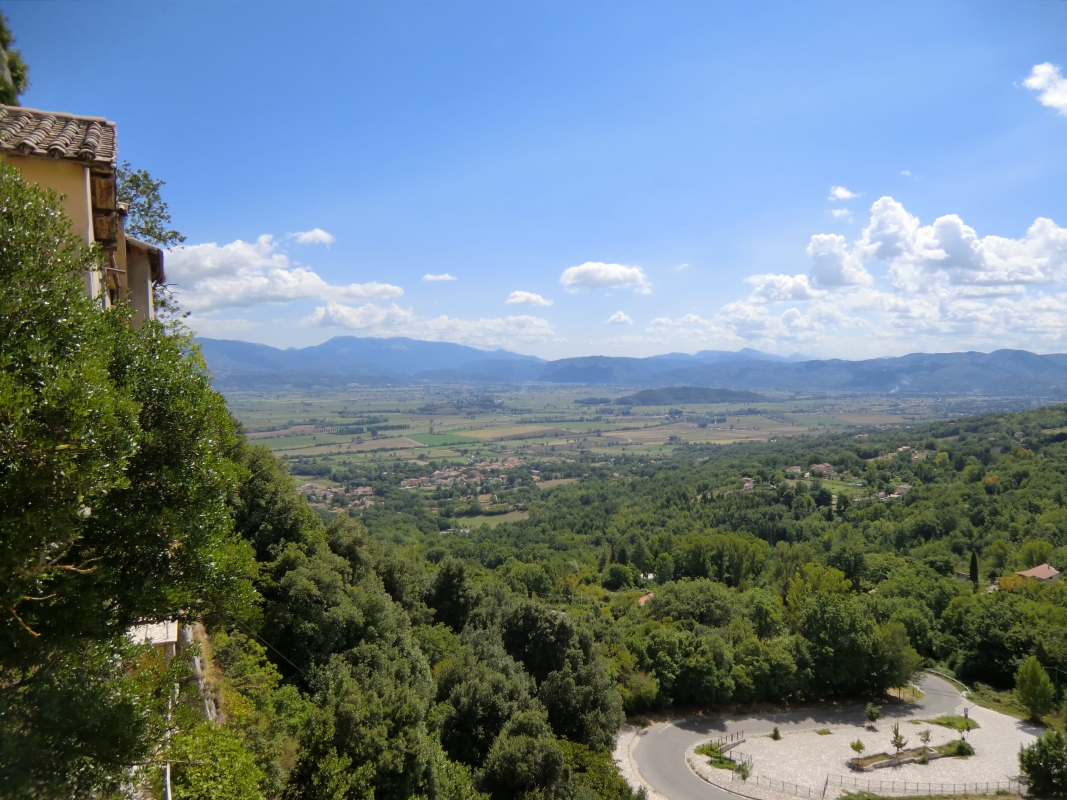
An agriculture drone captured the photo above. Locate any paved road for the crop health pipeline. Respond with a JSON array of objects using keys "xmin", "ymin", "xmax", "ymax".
[{"xmin": 632, "ymin": 674, "xmax": 964, "ymax": 800}]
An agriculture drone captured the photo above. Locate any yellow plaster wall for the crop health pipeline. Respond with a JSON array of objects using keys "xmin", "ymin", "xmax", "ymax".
[{"xmin": 1, "ymin": 154, "xmax": 94, "ymax": 243}]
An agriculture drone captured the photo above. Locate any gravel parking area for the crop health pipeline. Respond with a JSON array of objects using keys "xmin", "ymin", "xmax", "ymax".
[{"xmin": 686, "ymin": 703, "xmax": 1040, "ymax": 800}]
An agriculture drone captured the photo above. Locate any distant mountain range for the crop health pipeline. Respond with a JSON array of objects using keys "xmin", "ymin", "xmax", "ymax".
[{"xmin": 197, "ymin": 336, "xmax": 1067, "ymax": 397}]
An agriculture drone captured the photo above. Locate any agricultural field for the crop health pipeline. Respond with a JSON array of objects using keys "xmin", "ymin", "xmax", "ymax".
[
  {"xmin": 217, "ymin": 385, "xmax": 1047, "ymax": 529},
  {"xmin": 225, "ymin": 386, "xmax": 1040, "ymax": 465}
]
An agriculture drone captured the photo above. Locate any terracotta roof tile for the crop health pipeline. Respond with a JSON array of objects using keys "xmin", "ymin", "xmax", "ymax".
[{"xmin": 0, "ymin": 105, "xmax": 117, "ymax": 168}]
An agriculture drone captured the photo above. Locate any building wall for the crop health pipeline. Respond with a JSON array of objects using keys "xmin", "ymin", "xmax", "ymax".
[
  {"xmin": 127, "ymin": 249, "xmax": 154, "ymax": 325},
  {"xmin": 1, "ymin": 153, "xmax": 107, "ymax": 301},
  {"xmin": 2, "ymin": 154, "xmax": 94, "ymax": 241},
  {"xmin": 0, "ymin": 153, "xmax": 147, "ymax": 314}
]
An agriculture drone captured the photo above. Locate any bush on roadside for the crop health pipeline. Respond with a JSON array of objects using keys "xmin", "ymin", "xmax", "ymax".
[{"xmin": 1020, "ymin": 729, "xmax": 1067, "ymax": 797}]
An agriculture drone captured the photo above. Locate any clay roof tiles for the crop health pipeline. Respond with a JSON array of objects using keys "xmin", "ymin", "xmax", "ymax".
[{"xmin": 0, "ymin": 105, "xmax": 117, "ymax": 169}]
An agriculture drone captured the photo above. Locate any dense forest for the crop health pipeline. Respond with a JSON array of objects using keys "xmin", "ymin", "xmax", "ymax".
[
  {"xmin": 5, "ymin": 161, "xmax": 1067, "ymax": 799},
  {"xmin": 175, "ymin": 386, "xmax": 1067, "ymax": 800}
]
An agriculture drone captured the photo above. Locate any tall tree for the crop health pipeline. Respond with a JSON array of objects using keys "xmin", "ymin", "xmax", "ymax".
[
  {"xmin": 969, "ymin": 550, "xmax": 979, "ymax": 590},
  {"xmin": 117, "ymin": 162, "xmax": 186, "ymax": 248},
  {"xmin": 0, "ymin": 14, "xmax": 28, "ymax": 105},
  {"xmin": 0, "ymin": 163, "xmax": 255, "ymax": 796},
  {"xmin": 1016, "ymin": 656, "xmax": 1056, "ymax": 722}
]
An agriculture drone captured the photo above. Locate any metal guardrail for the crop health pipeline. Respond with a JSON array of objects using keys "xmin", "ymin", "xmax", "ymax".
[
  {"xmin": 823, "ymin": 773, "xmax": 1021, "ymax": 797},
  {"xmin": 728, "ymin": 750, "xmax": 754, "ymax": 768},
  {"xmin": 711, "ymin": 730, "xmax": 745, "ymax": 747},
  {"xmin": 922, "ymin": 669, "xmax": 972, "ymax": 695}
]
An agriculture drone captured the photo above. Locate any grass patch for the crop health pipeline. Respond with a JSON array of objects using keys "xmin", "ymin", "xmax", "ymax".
[
  {"xmin": 967, "ymin": 682, "xmax": 1066, "ymax": 730},
  {"xmin": 407, "ymin": 433, "xmax": 479, "ymax": 446},
  {"xmin": 925, "ymin": 715, "xmax": 980, "ymax": 732},
  {"xmin": 694, "ymin": 742, "xmax": 737, "ymax": 770},
  {"xmin": 816, "ymin": 728, "xmax": 832, "ymax": 735}
]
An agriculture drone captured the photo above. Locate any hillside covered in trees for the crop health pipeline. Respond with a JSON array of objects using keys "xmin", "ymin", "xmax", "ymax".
[
  {"xmin": 5, "ymin": 158, "xmax": 1067, "ymax": 799},
  {"xmin": 181, "ymin": 391, "xmax": 1067, "ymax": 800}
]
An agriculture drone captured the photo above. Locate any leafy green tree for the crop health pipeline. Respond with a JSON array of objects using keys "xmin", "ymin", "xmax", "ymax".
[
  {"xmin": 0, "ymin": 164, "xmax": 255, "ymax": 796},
  {"xmin": 286, "ymin": 655, "xmax": 435, "ymax": 800},
  {"xmin": 1021, "ymin": 539, "xmax": 1054, "ymax": 570},
  {"xmin": 479, "ymin": 708, "xmax": 570, "ymax": 800},
  {"xmin": 1016, "ymin": 655, "xmax": 1056, "ymax": 721},
  {"xmin": 653, "ymin": 551, "xmax": 675, "ymax": 583},
  {"xmin": 0, "ymin": 14, "xmax": 29, "ymax": 105},
  {"xmin": 1020, "ymin": 729, "xmax": 1067, "ymax": 797},
  {"xmin": 969, "ymin": 550, "xmax": 979, "ymax": 589},
  {"xmin": 168, "ymin": 723, "xmax": 266, "ymax": 800},
  {"xmin": 0, "ymin": 638, "xmax": 170, "ymax": 798},
  {"xmin": 602, "ymin": 562, "xmax": 633, "ymax": 590},
  {"xmin": 646, "ymin": 578, "xmax": 740, "ymax": 627},
  {"xmin": 827, "ymin": 541, "xmax": 866, "ymax": 591},
  {"xmin": 212, "ymin": 630, "xmax": 310, "ymax": 797},
  {"xmin": 800, "ymin": 594, "xmax": 877, "ymax": 696},
  {"xmin": 429, "ymin": 557, "xmax": 474, "ymax": 632},
  {"xmin": 538, "ymin": 660, "xmax": 624, "ymax": 749},
  {"xmin": 871, "ymin": 621, "xmax": 922, "ymax": 693},
  {"xmin": 117, "ymin": 161, "xmax": 186, "ymax": 248},
  {"xmin": 500, "ymin": 599, "xmax": 579, "ymax": 684},
  {"xmin": 441, "ymin": 665, "xmax": 531, "ymax": 767}
]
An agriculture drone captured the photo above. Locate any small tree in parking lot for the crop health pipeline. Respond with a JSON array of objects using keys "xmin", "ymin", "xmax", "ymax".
[
  {"xmin": 890, "ymin": 723, "xmax": 907, "ymax": 756},
  {"xmin": 866, "ymin": 702, "xmax": 881, "ymax": 729}
]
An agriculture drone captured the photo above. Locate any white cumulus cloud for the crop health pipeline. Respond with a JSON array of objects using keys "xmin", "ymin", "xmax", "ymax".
[
  {"xmin": 831, "ymin": 208, "xmax": 851, "ymax": 219},
  {"xmin": 640, "ymin": 197, "xmax": 1067, "ymax": 357},
  {"xmin": 745, "ymin": 273, "xmax": 826, "ymax": 303},
  {"xmin": 807, "ymin": 233, "xmax": 874, "ymax": 287},
  {"xmin": 506, "ymin": 291, "xmax": 552, "ymax": 306},
  {"xmin": 607, "ymin": 311, "xmax": 633, "ymax": 325},
  {"xmin": 1024, "ymin": 63, "xmax": 1067, "ymax": 114},
  {"xmin": 303, "ymin": 302, "xmax": 555, "ymax": 348},
  {"xmin": 856, "ymin": 197, "xmax": 1067, "ymax": 291},
  {"xmin": 293, "ymin": 228, "xmax": 335, "ymax": 244},
  {"xmin": 166, "ymin": 235, "xmax": 402, "ymax": 312},
  {"xmin": 829, "ymin": 186, "xmax": 860, "ymax": 200},
  {"xmin": 423, "ymin": 273, "xmax": 458, "ymax": 282},
  {"xmin": 560, "ymin": 262, "xmax": 650, "ymax": 293}
]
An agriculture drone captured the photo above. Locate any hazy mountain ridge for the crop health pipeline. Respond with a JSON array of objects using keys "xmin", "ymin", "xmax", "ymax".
[{"xmin": 198, "ymin": 336, "xmax": 1067, "ymax": 397}]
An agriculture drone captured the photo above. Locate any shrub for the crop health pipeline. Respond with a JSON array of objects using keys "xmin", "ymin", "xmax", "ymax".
[
  {"xmin": 937, "ymin": 740, "xmax": 975, "ymax": 757},
  {"xmin": 850, "ymin": 740, "xmax": 865, "ymax": 754},
  {"xmin": 865, "ymin": 703, "xmax": 881, "ymax": 727},
  {"xmin": 1020, "ymin": 729, "xmax": 1067, "ymax": 796},
  {"xmin": 771, "ymin": 726, "xmax": 781, "ymax": 741}
]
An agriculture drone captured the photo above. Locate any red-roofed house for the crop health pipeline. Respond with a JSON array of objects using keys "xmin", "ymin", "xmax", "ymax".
[{"xmin": 1015, "ymin": 563, "xmax": 1061, "ymax": 583}]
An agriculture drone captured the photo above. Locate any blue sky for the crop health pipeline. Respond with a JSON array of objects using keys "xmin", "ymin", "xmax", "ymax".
[{"xmin": 9, "ymin": 1, "xmax": 1067, "ymax": 359}]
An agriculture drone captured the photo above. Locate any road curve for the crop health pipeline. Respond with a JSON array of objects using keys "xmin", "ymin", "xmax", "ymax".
[{"xmin": 631, "ymin": 674, "xmax": 965, "ymax": 800}]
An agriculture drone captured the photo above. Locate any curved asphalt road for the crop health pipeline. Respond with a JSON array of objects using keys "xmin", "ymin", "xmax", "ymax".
[{"xmin": 632, "ymin": 674, "xmax": 964, "ymax": 800}]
